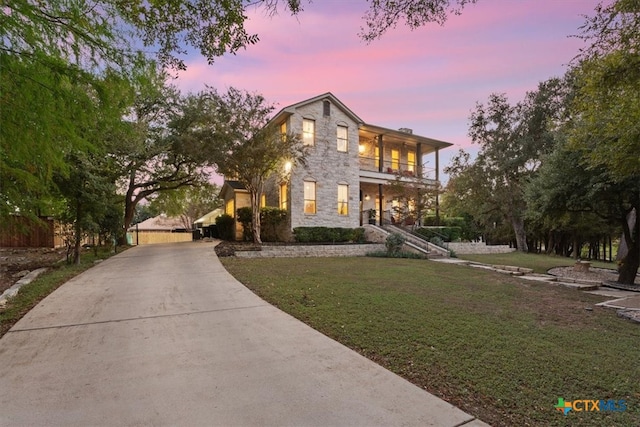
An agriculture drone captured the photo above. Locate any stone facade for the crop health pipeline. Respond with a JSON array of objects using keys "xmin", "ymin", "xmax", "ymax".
[{"xmin": 286, "ymin": 100, "xmax": 361, "ymax": 230}]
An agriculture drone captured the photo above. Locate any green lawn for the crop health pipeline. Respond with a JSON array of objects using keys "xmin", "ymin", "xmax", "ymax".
[
  {"xmin": 221, "ymin": 256, "xmax": 640, "ymax": 427},
  {"xmin": 458, "ymin": 251, "xmax": 616, "ymax": 274}
]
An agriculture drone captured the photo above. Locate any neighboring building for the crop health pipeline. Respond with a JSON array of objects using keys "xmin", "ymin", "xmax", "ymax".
[
  {"xmin": 221, "ymin": 93, "xmax": 453, "ymax": 240},
  {"xmin": 127, "ymin": 215, "xmax": 192, "ymax": 245}
]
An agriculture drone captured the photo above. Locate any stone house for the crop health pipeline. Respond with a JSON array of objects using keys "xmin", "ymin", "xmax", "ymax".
[{"xmin": 220, "ymin": 93, "xmax": 452, "ymax": 240}]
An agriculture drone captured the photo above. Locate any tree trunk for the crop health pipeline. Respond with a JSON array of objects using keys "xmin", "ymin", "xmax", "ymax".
[
  {"xmin": 617, "ymin": 208, "xmax": 639, "ymax": 286},
  {"xmin": 250, "ymin": 184, "xmax": 263, "ymax": 244},
  {"xmin": 73, "ymin": 201, "xmax": 82, "ymax": 265},
  {"xmin": 510, "ymin": 215, "xmax": 528, "ymax": 252}
]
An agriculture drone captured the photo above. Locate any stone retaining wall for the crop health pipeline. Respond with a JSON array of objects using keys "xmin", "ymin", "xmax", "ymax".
[
  {"xmin": 235, "ymin": 244, "xmax": 385, "ymax": 258},
  {"xmin": 448, "ymin": 242, "xmax": 515, "ymax": 255}
]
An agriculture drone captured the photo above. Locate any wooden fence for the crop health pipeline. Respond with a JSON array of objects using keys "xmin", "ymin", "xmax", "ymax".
[{"xmin": 0, "ymin": 216, "xmax": 63, "ymax": 248}]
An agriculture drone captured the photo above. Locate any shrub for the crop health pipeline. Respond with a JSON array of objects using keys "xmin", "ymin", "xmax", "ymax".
[
  {"xmin": 293, "ymin": 227, "xmax": 365, "ymax": 243},
  {"xmin": 236, "ymin": 207, "xmax": 253, "ymax": 241},
  {"xmin": 215, "ymin": 214, "xmax": 235, "ymax": 241},
  {"xmin": 415, "ymin": 226, "xmax": 461, "ymax": 242},
  {"xmin": 261, "ymin": 207, "xmax": 287, "ymax": 242},
  {"xmin": 385, "ymin": 232, "xmax": 405, "ymax": 255}
]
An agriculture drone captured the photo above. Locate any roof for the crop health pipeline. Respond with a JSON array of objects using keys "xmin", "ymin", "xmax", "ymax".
[
  {"xmin": 220, "ymin": 180, "xmax": 248, "ymax": 200},
  {"xmin": 360, "ymin": 123, "xmax": 453, "ymax": 150},
  {"xmin": 269, "ymin": 92, "xmax": 454, "ymax": 150},
  {"xmin": 194, "ymin": 208, "xmax": 223, "ymax": 225},
  {"xmin": 270, "ymin": 92, "xmax": 364, "ymax": 126},
  {"xmin": 129, "ymin": 215, "xmax": 188, "ymax": 232}
]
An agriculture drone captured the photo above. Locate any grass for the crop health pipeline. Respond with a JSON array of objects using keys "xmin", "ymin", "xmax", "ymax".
[
  {"xmin": 458, "ymin": 252, "xmax": 616, "ymax": 274},
  {"xmin": 0, "ymin": 247, "xmax": 124, "ymax": 338},
  {"xmin": 221, "ymin": 256, "xmax": 640, "ymax": 427}
]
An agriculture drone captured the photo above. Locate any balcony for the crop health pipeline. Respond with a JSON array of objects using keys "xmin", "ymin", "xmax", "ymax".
[{"xmin": 358, "ymin": 156, "xmax": 437, "ymax": 186}]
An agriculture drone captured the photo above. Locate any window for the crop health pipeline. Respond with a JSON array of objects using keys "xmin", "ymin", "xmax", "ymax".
[
  {"xmin": 391, "ymin": 149, "xmax": 399, "ymax": 171},
  {"xmin": 337, "ymin": 125, "xmax": 348, "ymax": 152},
  {"xmin": 304, "ymin": 181, "xmax": 316, "ymax": 214},
  {"xmin": 323, "ymin": 100, "xmax": 330, "ymax": 116},
  {"xmin": 225, "ymin": 199, "xmax": 235, "ymax": 216},
  {"xmin": 407, "ymin": 152, "xmax": 416, "ymax": 173},
  {"xmin": 261, "ymin": 194, "xmax": 266, "ymax": 208},
  {"xmin": 279, "ymin": 183, "xmax": 288, "ymax": 210},
  {"xmin": 375, "ymin": 146, "xmax": 380, "ymax": 169},
  {"xmin": 280, "ymin": 122, "xmax": 287, "ymax": 141},
  {"xmin": 303, "ymin": 119, "xmax": 315, "ymax": 146},
  {"xmin": 337, "ymin": 185, "xmax": 349, "ymax": 215}
]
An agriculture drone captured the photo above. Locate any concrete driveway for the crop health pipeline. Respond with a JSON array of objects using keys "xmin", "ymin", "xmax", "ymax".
[{"xmin": 0, "ymin": 242, "xmax": 488, "ymax": 426}]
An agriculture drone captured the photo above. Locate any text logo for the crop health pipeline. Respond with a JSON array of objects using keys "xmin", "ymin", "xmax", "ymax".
[{"xmin": 554, "ymin": 398, "xmax": 626, "ymax": 415}]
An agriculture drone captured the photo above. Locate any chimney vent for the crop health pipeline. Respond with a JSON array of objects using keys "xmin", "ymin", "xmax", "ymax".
[{"xmin": 398, "ymin": 128, "xmax": 413, "ymax": 134}]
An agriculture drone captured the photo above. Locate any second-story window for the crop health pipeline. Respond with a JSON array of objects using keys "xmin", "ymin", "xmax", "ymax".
[
  {"xmin": 391, "ymin": 149, "xmax": 400, "ymax": 171},
  {"xmin": 303, "ymin": 119, "xmax": 315, "ymax": 146},
  {"xmin": 408, "ymin": 152, "xmax": 416, "ymax": 174},
  {"xmin": 280, "ymin": 122, "xmax": 287, "ymax": 141},
  {"xmin": 337, "ymin": 125, "xmax": 348, "ymax": 152}
]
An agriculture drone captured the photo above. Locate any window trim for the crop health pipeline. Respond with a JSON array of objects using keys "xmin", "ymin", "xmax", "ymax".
[
  {"xmin": 302, "ymin": 118, "xmax": 315, "ymax": 146},
  {"xmin": 303, "ymin": 180, "xmax": 316, "ymax": 214},
  {"xmin": 337, "ymin": 125, "xmax": 348, "ymax": 152},
  {"xmin": 337, "ymin": 184, "xmax": 349, "ymax": 216}
]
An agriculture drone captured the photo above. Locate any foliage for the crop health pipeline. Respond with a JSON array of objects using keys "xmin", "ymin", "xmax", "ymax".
[
  {"xmin": 236, "ymin": 207, "xmax": 254, "ymax": 241},
  {"xmin": 359, "ymin": 0, "xmax": 478, "ymax": 42},
  {"xmin": 415, "ymin": 226, "xmax": 461, "ymax": 242},
  {"xmin": 1, "ymin": 0, "xmax": 304, "ymax": 71},
  {"xmin": 148, "ymin": 183, "xmax": 221, "ymax": 230},
  {"xmin": 445, "ymin": 78, "xmax": 568, "ymax": 252},
  {"xmin": 387, "ymin": 173, "xmax": 439, "ymax": 228},
  {"xmin": 385, "ymin": 232, "xmax": 406, "ymax": 255},
  {"xmin": 110, "ymin": 64, "xmax": 212, "ymax": 238},
  {"xmin": 260, "ymin": 207, "xmax": 288, "ymax": 242},
  {"xmin": 293, "ymin": 227, "xmax": 365, "ymax": 243},
  {"xmin": 53, "ymin": 151, "xmax": 119, "ymax": 264},
  {"xmin": 215, "ymin": 214, "xmax": 235, "ymax": 241},
  {"xmin": 0, "ymin": 53, "xmax": 118, "ymax": 221},
  {"xmin": 198, "ymin": 87, "xmax": 306, "ymax": 244},
  {"xmin": 366, "ymin": 250, "xmax": 426, "ymax": 259}
]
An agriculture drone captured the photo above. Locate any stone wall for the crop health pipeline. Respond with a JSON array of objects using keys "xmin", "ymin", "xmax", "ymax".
[
  {"xmin": 288, "ymin": 98, "xmax": 361, "ymax": 230},
  {"xmin": 447, "ymin": 242, "xmax": 515, "ymax": 255},
  {"xmin": 235, "ymin": 244, "xmax": 385, "ymax": 258}
]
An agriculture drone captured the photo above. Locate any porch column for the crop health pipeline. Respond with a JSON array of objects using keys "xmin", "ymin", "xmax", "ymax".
[
  {"xmin": 378, "ymin": 184, "xmax": 383, "ymax": 226},
  {"xmin": 416, "ymin": 143, "xmax": 422, "ymax": 177},
  {"xmin": 377, "ymin": 135, "xmax": 384, "ymax": 172},
  {"xmin": 435, "ymin": 147, "xmax": 440, "ymax": 226}
]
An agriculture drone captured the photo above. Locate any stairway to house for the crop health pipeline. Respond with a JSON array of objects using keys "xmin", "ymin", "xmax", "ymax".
[{"xmin": 380, "ymin": 224, "xmax": 451, "ymax": 258}]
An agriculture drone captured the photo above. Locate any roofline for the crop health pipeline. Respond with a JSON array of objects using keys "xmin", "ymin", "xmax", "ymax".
[
  {"xmin": 270, "ymin": 92, "xmax": 364, "ymax": 125},
  {"xmin": 360, "ymin": 123, "xmax": 454, "ymax": 149}
]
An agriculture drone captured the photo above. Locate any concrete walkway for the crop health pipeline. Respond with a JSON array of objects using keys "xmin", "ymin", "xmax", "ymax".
[{"xmin": 0, "ymin": 242, "xmax": 488, "ymax": 426}]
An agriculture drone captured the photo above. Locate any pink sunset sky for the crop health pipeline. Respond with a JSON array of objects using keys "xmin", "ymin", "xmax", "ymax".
[{"xmin": 174, "ymin": 0, "xmax": 601, "ymax": 177}]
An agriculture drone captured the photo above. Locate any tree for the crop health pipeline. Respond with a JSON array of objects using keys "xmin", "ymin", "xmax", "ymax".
[
  {"xmin": 198, "ymin": 88, "xmax": 306, "ymax": 244},
  {"xmin": 359, "ymin": 0, "xmax": 478, "ymax": 42},
  {"xmin": 527, "ymin": 141, "xmax": 640, "ymax": 285},
  {"xmin": 561, "ymin": 0, "xmax": 640, "ymax": 283},
  {"xmin": 387, "ymin": 173, "xmax": 439, "ymax": 229},
  {"xmin": 108, "ymin": 65, "xmax": 212, "ymax": 239},
  {"xmin": 2, "ymin": 0, "xmax": 304, "ymax": 71},
  {"xmin": 448, "ymin": 79, "xmax": 567, "ymax": 252}
]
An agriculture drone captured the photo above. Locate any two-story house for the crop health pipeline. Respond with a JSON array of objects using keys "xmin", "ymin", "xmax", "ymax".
[{"xmin": 221, "ymin": 93, "xmax": 452, "ymax": 240}]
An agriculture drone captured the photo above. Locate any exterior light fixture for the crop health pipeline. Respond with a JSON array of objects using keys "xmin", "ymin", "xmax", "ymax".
[
  {"xmin": 358, "ymin": 144, "xmax": 365, "ymax": 154},
  {"xmin": 284, "ymin": 161, "xmax": 292, "ymax": 173}
]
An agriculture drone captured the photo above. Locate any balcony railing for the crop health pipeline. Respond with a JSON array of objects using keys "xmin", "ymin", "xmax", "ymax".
[{"xmin": 359, "ymin": 156, "xmax": 436, "ymax": 180}]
